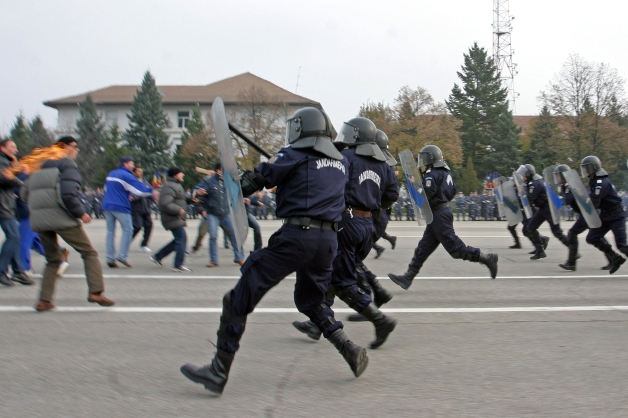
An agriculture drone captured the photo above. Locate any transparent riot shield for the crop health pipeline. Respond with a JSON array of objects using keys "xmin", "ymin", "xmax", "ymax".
[
  {"xmin": 543, "ymin": 165, "xmax": 564, "ymax": 225},
  {"xmin": 562, "ymin": 169, "xmax": 602, "ymax": 229},
  {"xmin": 211, "ymin": 97, "xmax": 248, "ymax": 249},
  {"xmin": 495, "ymin": 176, "xmax": 523, "ymax": 226},
  {"xmin": 398, "ymin": 149, "xmax": 433, "ymax": 225},
  {"xmin": 512, "ymin": 171, "xmax": 533, "ymax": 219}
]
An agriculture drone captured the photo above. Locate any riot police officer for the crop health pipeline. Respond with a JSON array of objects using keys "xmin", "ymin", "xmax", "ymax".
[
  {"xmin": 388, "ymin": 145, "xmax": 498, "ymax": 289},
  {"xmin": 293, "ymin": 118, "xmax": 399, "ymax": 349},
  {"xmin": 455, "ymin": 192, "xmax": 467, "ymax": 221},
  {"xmin": 517, "ymin": 164, "xmax": 569, "ymax": 260},
  {"xmin": 180, "ymin": 107, "xmax": 369, "ymax": 395},
  {"xmin": 553, "ymin": 164, "xmax": 613, "ymax": 271},
  {"xmin": 581, "ymin": 156, "xmax": 627, "ymax": 273}
]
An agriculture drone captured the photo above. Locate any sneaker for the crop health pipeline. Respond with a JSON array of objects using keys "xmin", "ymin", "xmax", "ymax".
[
  {"xmin": 11, "ymin": 272, "xmax": 34, "ymax": 285},
  {"xmin": 60, "ymin": 247, "xmax": 70, "ymax": 263},
  {"xmin": 57, "ymin": 261, "xmax": 70, "ymax": 277},
  {"xmin": 150, "ymin": 256, "xmax": 164, "ymax": 267},
  {"xmin": 139, "ymin": 246, "xmax": 152, "ymax": 253},
  {"xmin": 0, "ymin": 273, "xmax": 15, "ymax": 286},
  {"xmin": 172, "ymin": 266, "xmax": 192, "ymax": 273}
]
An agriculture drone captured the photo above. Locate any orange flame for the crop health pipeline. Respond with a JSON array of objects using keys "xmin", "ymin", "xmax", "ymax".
[{"xmin": 2, "ymin": 144, "xmax": 68, "ymax": 180}]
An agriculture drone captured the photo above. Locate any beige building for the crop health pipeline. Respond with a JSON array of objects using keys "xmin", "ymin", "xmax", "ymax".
[{"xmin": 43, "ymin": 72, "xmax": 322, "ymax": 152}]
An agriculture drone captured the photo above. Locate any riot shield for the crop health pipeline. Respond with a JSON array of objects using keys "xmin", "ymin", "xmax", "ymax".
[
  {"xmin": 211, "ymin": 97, "xmax": 248, "ymax": 249},
  {"xmin": 493, "ymin": 177, "xmax": 506, "ymax": 218},
  {"xmin": 543, "ymin": 165, "xmax": 564, "ymax": 225},
  {"xmin": 495, "ymin": 176, "xmax": 523, "ymax": 226},
  {"xmin": 398, "ymin": 149, "xmax": 433, "ymax": 225},
  {"xmin": 563, "ymin": 169, "xmax": 602, "ymax": 229},
  {"xmin": 512, "ymin": 171, "xmax": 533, "ymax": 219}
]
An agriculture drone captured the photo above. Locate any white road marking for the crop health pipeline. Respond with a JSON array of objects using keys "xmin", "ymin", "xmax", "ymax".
[
  {"xmin": 2, "ymin": 306, "xmax": 628, "ymax": 313},
  {"xmin": 55, "ymin": 274, "xmax": 628, "ymax": 280}
]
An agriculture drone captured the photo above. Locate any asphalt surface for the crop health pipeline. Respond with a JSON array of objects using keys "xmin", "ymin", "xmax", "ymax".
[{"xmin": 2, "ymin": 218, "xmax": 628, "ymax": 417}]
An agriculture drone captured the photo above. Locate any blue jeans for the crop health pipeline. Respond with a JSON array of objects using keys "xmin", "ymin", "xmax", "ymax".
[
  {"xmin": 0, "ymin": 218, "xmax": 23, "ymax": 274},
  {"xmin": 247, "ymin": 212, "xmax": 262, "ymax": 251},
  {"xmin": 19, "ymin": 218, "xmax": 45, "ymax": 271},
  {"xmin": 154, "ymin": 226, "xmax": 187, "ymax": 268},
  {"xmin": 104, "ymin": 210, "xmax": 133, "ymax": 262},
  {"xmin": 207, "ymin": 213, "xmax": 244, "ymax": 264}
]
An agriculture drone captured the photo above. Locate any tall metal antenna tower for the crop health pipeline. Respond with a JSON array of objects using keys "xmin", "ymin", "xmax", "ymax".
[
  {"xmin": 295, "ymin": 66, "xmax": 304, "ymax": 94},
  {"xmin": 492, "ymin": 0, "xmax": 518, "ymax": 112}
]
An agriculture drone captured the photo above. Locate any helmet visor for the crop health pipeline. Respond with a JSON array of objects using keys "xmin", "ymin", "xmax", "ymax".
[
  {"xmin": 418, "ymin": 152, "xmax": 433, "ymax": 168},
  {"xmin": 580, "ymin": 163, "xmax": 595, "ymax": 178},
  {"xmin": 515, "ymin": 165, "xmax": 528, "ymax": 178},
  {"xmin": 552, "ymin": 170, "xmax": 564, "ymax": 184},
  {"xmin": 334, "ymin": 122, "xmax": 359, "ymax": 146},
  {"xmin": 285, "ymin": 117, "xmax": 302, "ymax": 145}
]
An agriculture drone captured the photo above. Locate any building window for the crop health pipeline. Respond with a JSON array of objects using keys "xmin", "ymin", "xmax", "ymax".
[
  {"xmin": 178, "ymin": 111, "xmax": 190, "ymax": 128},
  {"xmin": 105, "ymin": 111, "xmax": 118, "ymax": 126}
]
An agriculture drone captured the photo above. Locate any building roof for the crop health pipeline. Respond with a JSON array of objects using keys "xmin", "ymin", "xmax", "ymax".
[
  {"xmin": 44, "ymin": 72, "xmax": 320, "ymax": 109},
  {"xmin": 513, "ymin": 115, "xmax": 537, "ymax": 136}
]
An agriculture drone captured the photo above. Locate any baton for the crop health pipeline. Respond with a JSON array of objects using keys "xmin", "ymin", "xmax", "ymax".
[{"xmin": 227, "ymin": 122, "xmax": 273, "ymax": 159}]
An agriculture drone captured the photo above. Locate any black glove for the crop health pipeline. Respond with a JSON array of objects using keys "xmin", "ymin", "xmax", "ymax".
[{"xmin": 240, "ymin": 170, "xmax": 266, "ymax": 196}]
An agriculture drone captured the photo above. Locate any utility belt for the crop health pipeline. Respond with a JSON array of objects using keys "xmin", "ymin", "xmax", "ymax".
[
  {"xmin": 282, "ymin": 217, "xmax": 339, "ymax": 231},
  {"xmin": 345, "ymin": 207, "xmax": 372, "ymax": 217},
  {"xmin": 430, "ymin": 202, "xmax": 449, "ymax": 211}
]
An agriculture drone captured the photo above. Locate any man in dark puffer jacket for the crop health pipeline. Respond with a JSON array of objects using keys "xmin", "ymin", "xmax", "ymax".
[{"xmin": 22, "ymin": 136, "xmax": 115, "ymax": 312}]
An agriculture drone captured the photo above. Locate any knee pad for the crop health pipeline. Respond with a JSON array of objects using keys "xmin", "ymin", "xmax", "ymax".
[
  {"xmin": 336, "ymin": 284, "xmax": 371, "ymax": 312},
  {"xmin": 217, "ymin": 292, "xmax": 247, "ymax": 353},
  {"xmin": 305, "ymin": 303, "xmax": 342, "ymax": 338}
]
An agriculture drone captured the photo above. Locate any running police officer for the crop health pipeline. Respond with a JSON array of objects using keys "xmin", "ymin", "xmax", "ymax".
[
  {"xmin": 293, "ymin": 118, "xmax": 399, "ymax": 349},
  {"xmin": 517, "ymin": 164, "xmax": 568, "ymax": 260},
  {"xmin": 553, "ymin": 164, "xmax": 613, "ymax": 271},
  {"xmin": 388, "ymin": 145, "xmax": 498, "ymax": 289},
  {"xmin": 581, "ymin": 156, "xmax": 627, "ymax": 273},
  {"xmin": 180, "ymin": 107, "xmax": 368, "ymax": 395}
]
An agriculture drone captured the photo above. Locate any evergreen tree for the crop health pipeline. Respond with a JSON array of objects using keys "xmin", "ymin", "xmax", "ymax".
[
  {"xmin": 524, "ymin": 106, "xmax": 560, "ymax": 168},
  {"xmin": 446, "ymin": 42, "xmax": 509, "ymax": 175},
  {"xmin": 91, "ymin": 125, "xmax": 131, "ymax": 188},
  {"xmin": 9, "ymin": 113, "xmax": 33, "ymax": 157},
  {"xmin": 458, "ymin": 156, "xmax": 482, "ymax": 195},
  {"xmin": 483, "ymin": 110, "xmax": 522, "ymax": 176},
  {"xmin": 123, "ymin": 71, "xmax": 172, "ymax": 173},
  {"xmin": 76, "ymin": 94, "xmax": 106, "ymax": 186},
  {"xmin": 173, "ymin": 105, "xmax": 216, "ymax": 187},
  {"xmin": 29, "ymin": 115, "xmax": 53, "ymax": 149}
]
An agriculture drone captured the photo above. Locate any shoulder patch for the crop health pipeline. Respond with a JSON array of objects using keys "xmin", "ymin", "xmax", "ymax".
[
  {"xmin": 595, "ymin": 188, "xmax": 601, "ymax": 195},
  {"xmin": 565, "ymin": 188, "xmax": 570, "ymax": 193},
  {"xmin": 529, "ymin": 185, "xmax": 534, "ymax": 189},
  {"xmin": 426, "ymin": 179, "xmax": 431, "ymax": 187}
]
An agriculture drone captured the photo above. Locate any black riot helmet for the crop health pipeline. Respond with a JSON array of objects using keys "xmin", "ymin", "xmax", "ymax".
[
  {"xmin": 515, "ymin": 164, "xmax": 542, "ymax": 181},
  {"xmin": 418, "ymin": 145, "xmax": 449, "ymax": 171},
  {"xmin": 580, "ymin": 155, "xmax": 607, "ymax": 177},
  {"xmin": 375, "ymin": 130, "xmax": 396, "ymax": 166},
  {"xmin": 553, "ymin": 164, "xmax": 571, "ymax": 184},
  {"xmin": 335, "ymin": 117, "xmax": 386, "ymax": 161},
  {"xmin": 285, "ymin": 107, "xmax": 342, "ymax": 160}
]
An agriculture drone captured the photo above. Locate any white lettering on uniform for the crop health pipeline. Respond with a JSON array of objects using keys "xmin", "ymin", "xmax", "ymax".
[
  {"xmin": 316, "ymin": 158, "xmax": 346, "ymax": 174},
  {"xmin": 358, "ymin": 170, "xmax": 381, "ymax": 187},
  {"xmin": 446, "ymin": 175, "xmax": 453, "ymax": 185}
]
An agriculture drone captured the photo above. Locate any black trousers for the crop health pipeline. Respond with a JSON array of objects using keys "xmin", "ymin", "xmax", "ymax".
[{"xmin": 132, "ymin": 211, "xmax": 153, "ymax": 247}]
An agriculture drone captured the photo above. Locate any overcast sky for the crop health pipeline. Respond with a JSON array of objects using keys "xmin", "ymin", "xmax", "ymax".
[{"xmin": 1, "ymin": 0, "xmax": 627, "ymax": 136}]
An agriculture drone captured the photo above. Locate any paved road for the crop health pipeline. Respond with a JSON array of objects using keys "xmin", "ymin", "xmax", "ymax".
[{"xmin": 2, "ymin": 219, "xmax": 628, "ymax": 417}]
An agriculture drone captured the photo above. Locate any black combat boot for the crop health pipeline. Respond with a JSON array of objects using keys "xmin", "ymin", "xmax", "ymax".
[
  {"xmin": 559, "ymin": 261, "xmax": 576, "ymax": 271},
  {"xmin": 180, "ymin": 349, "xmax": 234, "ymax": 395},
  {"xmin": 359, "ymin": 304, "xmax": 397, "ymax": 349},
  {"xmin": 607, "ymin": 251, "xmax": 626, "ymax": 274},
  {"xmin": 530, "ymin": 240, "xmax": 547, "ymax": 260},
  {"xmin": 385, "ymin": 235, "xmax": 397, "ymax": 249},
  {"xmin": 478, "ymin": 252, "xmax": 498, "ymax": 279},
  {"xmin": 529, "ymin": 236, "xmax": 550, "ymax": 254},
  {"xmin": 602, "ymin": 251, "xmax": 612, "ymax": 270},
  {"xmin": 388, "ymin": 267, "xmax": 419, "ymax": 290},
  {"xmin": 370, "ymin": 276, "xmax": 393, "ymax": 307},
  {"xmin": 509, "ymin": 236, "xmax": 521, "ymax": 249},
  {"xmin": 327, "ymin": 328, "xmax": 368, "ymax": 377},
  {"xmin": 292, "ymin": 320, "xmax": 322, "ymax": 340},
  {"xmin": 373, "ymin": 243, "xmax": 385, "ymax": 259}
]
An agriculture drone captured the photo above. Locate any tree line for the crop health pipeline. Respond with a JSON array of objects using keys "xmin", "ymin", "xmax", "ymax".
[{"xmin": 3, "ymin": 44, "xmax": 628, "ymax": 192}]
